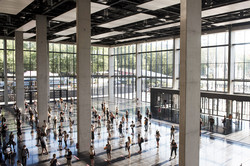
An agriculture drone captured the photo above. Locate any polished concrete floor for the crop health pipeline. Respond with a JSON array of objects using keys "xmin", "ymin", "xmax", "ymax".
[{"xmin": 0, "ymin": 97, "xmax": 250, "ymax": 166}]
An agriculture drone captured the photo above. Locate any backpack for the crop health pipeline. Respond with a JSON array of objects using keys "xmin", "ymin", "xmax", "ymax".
[
  {"xmin": 141, "ymin": 137, "xmax": 144, "ymax": 143},
  {"xmin": 106, "ymin": 144, "xmax": 111, "ymax": 151}
]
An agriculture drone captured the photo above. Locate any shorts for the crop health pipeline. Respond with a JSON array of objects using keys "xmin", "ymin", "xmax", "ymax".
[
  {"xmin": 67, "ymin": 160, "xmax": 72, "ymax": 165},
  {"xmin": 90, "ymin": 155, "xmax": 94, "ymax": 159},
  {"xmin": 156, "ymin": 138, "xmax": 160, "ymax": 142}
]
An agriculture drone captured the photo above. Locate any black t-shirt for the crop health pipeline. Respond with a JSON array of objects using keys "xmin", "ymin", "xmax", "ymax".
[
  {"xmin": 50, "ymin": 158, "xmax": 57, "ymax": 166},
  {"xmin": 67, "ymin": 151, "xmax": 72, "ymax": 160}
]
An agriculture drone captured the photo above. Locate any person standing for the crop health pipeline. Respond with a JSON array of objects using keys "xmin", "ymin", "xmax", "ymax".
[
  {"xmin": 144, "ymin": 117, "xmax": 148, "ymax": 132},
  {"xmin": 50, "ymin": 154, "xmax": 57, "ymax": 166},
  {"xmin": 66, "ymin": 149, "xmax": 72, "ymax": 166},
  {"xmin": 130, "ymin": 121, "xmax": 135, "ymax": 135},
  {"xmin": 169, "ymin": 139, "xmax": 178, "ymax": 160},
  {"xmin": 170, "ymin": 125, "xmax": 175, "ymax": 140},
  {"xmin": 63, "ymin": 131, "xmax": 68, "ymax": 149},
  {"xmin": 89, "ymin": 145, "xmax": 95, "ymax": 166},
  {"xmin": 17, "ymin": 160, "xmax": 23, "ymax": 166},
  {"xmin": 155, "ymin": 130, "xmax": 160, "ymax": 148},
  {"xmin": 91, "ymin": 125, "xmax": 95, "ymax": 142},
  {"xmin": 119, "ymin": 121, "xmax": 123, "ymax": 137},
  {"xmin": 53, "ymin": 116, "xmax": 57, "ymax": 129},
  {"xmin": 146, "ymin": 107, "xmax": 149, "ymax": 117},
  {"xmin": 36, "ymin": 127, "xmax": 41, "ymax": 146},
  {"xmin": 137, "ymin": 134, "xmax": 143, "ymax": 153},
  {"xmin": 21, "ymin": 145, "xmax": 29, "ymax": 166},
  {"xmin": 126, "ymin": 136, "xmax": 131, "ymax": 158},
  {"xmin": 115, "ymin": 107, "xmax": 119, "ymax": 118},
  {"xmin": 209, "ymin": 116, "xmax": 215, "ymax": 132},
  {"xmin": 125, "ymin": 110, "xmax": 129, "ymax": 123},
  {"xmin": 222, "ymin": 115, "xmax": 226, "ymax": 128},
  {"xmin": 104, "ymin": 141, "xmax": 112, "ymax": 162},
  {"xmin": 41, "ymin": 136, "xmax": 48, "ymax": 155}
]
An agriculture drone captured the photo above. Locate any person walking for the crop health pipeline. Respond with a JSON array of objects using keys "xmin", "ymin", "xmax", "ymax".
[
  {"xmin": 170, "ymin": 125, "xmax": 175, "ymax": 140},
  {"xmin": 155, "ymin": 130, "xmax": 160, "ymax": 148},
  {"xmin": 169, "ymin": 139, "xmax": 178, "ymax": 160},
  {"xmin": 21, "ymin": 145, "xmax": 29, "ymax": 166},
  {"xmin": 89, "ymin": 145, "xmax": 95, "ymax": 166},
  {"xmin": 50, "ymin": 154, "xmax": 57, "ymax": 166}
]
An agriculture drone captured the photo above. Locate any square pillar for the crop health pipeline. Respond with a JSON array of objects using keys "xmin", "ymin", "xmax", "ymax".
[
  {"xmin": 179, "ymin": 0, "xmax": 201, "ymax": 165},
  {"xmin": 109, "ymin": 47, "xmax": 114, "ymax": 99},
  {"xmin": 136, "ymin": 44, "xmax": 142, "ymax": 101},
  {"xmin": 36, "ymin": 15, "xmax": 49, "ymax": 125},
  {"xmin": 15, "ymin": 31, "xmax": 24, "ymax": 112},
  {"xmin": 3, "ymin": 38, "xmax": 8, "ymax": 106},
  {"xmin": 76, "ymin": 0, "xmax": 91, "ymax": 152}
]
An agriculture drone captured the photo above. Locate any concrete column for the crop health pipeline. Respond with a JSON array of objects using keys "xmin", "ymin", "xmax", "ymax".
[
  {"xmin": 3, "ymin": 38, "xmax": 8, "ymax": 105},
  {"xmin": 136, "ymin": 44, "xmax": 142, "ymax": 101},
  {"xmin": 179, "ymin": 0, "xmax": 201, "ymax": 165},
  {"xmin": 36, "ymin": 15, "xmax": 49, "ymax": 125},
  {"xmin": 109, "ymin": 47, "xmax": 114, "ymax": 99},
  {"xmin": 173, "ymin": 37, "xmax": 179, "ymax": 89},
  {"xmin": 228, "ymin": 27, "xmax": 234, "ymax": 94},
  {"xmin": 15, "ymin": 31, "xmax": 24, "ymax": 112},
  {"xmin": 226, "ymin": 100, "xmax": 232, "ymax": 117},
  {"xmin": 76, "ymin": 0, "xmax": 91, "ymax": 152}
]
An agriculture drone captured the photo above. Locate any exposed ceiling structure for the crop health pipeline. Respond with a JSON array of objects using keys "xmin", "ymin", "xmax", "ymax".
[{"xmin": 0, "ymin": 0, "xmax": 250, "ymax": 45}]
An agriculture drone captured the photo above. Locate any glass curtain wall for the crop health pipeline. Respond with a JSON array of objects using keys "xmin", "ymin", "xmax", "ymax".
[
  {"xmin": 113, "ymin": 45, "xmax": 136, "ymax": 99},
  {"xmin": 139, "ymin": 40, "xmax": 174, "ymax": 102},
  {"xmin": 233, "ymin": 29, "xmax": 250, "ymax": 94},
  {"xmin": 49, "ymin": 43, "xmax": 76, "ymax": 102},
  {"xmin": 200, "ymin": 32, "xmax": 229, "ymax": 92},
  {"xmin": 23, "ymin": 41, "xmax": 37, "ymax": 102},
  {"xmin": 6, "ymin": 40, "xmax": 16, "ymax": 102},
  {"xmin": 91, "ymin": 46, "xmax": 109, "ymax": 98},
  {"xmin": 232, "ymin": 29, "xmax": 250, "ymax": 120},
  {"xmin": 0, "ymin": 39, "xmax": 4, "ymax": 102}
]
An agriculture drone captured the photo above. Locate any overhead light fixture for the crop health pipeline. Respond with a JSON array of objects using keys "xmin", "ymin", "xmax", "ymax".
[
  {"xmin": 117, "ymin": 35, "xmax": 151, "ymax": 42},
  {"xmin": 98, "ymin": 13, "xmax": 155, "ymax": 28},
  {"xmin": 16, "ymin": 20, "xmax": 36, "ymax": 32},
  {"xmin": 91, "ymin": 39, "xmax": 101, "ymax": 43},
  {"xmin": 50, "ymin": 37, "xmax": 71, "ymax": 42},
  {"xmin": 92, "ymin": 31, "xmax": 125, "ymax": 39},
  {"xmin": 213, "ymin": 17, "xmax": 250, "ymax": 26},
  {"xmin": 54, "ymin": 27, "xmax": 76, "ymax": 36},
  {"xmin": 52, "ymin": 2, "xmax": 109, "ymax": 22},
  {"xmin": 137, "ymin": 0, "xmax": 180, "ymax": 11},
  {"xmin": 136, "ymin": 1, "xmax": 250, "ymax": 33},
  {"xmin": 202, "ymin": 0, "xmax": 250, "ymax": 18},
  {"xmin": 136, "ymin": 22, "xmax": 180, "ymax": 33},
  {"xmin": 0, "ymin": 0, "xmax": 34, "ymax": 15},
  {"xmin": 23, "ymin": 33, "xmax": 36, "ymax": 39}
]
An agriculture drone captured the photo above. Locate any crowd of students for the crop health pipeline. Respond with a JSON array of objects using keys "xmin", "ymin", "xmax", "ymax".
[
  {"xmin": 0, "ymin": 98, "xmax": 179, "ymax": 165},
  {"xmin": 89, "ymin": 102, "xmax": 179, "ymax": 165}
]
